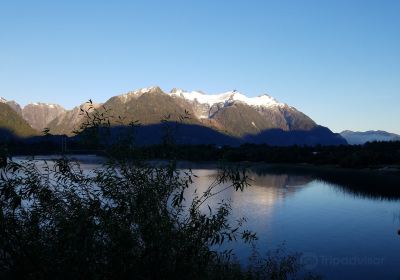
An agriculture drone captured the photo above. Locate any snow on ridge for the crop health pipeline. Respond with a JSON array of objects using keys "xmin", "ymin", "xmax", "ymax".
[
  {"xmin": 118, "ymin": 86, "xmax": 160, "ymax": 103},
  {"xmin": 170, "ymin": 89, "xmax": 285, "ymax": 108},
  {"xmin": 118, "ymin": 86, "xmax": 286, "ymax": 108},
  {"xmin": 29, "ymin": 102, "xmax": 60, "ymax": 109}
]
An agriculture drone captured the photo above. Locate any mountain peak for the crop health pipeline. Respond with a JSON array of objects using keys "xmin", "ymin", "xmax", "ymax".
[
  {"xmin": 127, "ymin": 86, "xmax": 163, "ymax": 94},
  {"xmin": 170, "ymin": 88, "xmax": 183, "ymax": 94},
  {"xmin": 0, "ymin": 97, "xmax": 19, "ymax": 104},
  {"xmin": 0, "ymin": 97, "xmax": 23, "ymax": 115},
  {"xmin": 141, "ymin": 86, "xmax": 163, "ymax": 93},
  {"xmin": 118, "ymin": 86, "xmax": 164, "ymax": 103}
]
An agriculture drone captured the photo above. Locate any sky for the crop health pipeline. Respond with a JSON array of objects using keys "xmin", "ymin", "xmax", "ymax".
[{"xmin": 0, "ymin": 0, "xmax": 399, "ymax": 133}]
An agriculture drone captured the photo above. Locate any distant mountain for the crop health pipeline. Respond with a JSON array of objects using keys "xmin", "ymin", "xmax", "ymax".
[
  {"xmin": 1, "ymin": 97, "xmax": 66, "ymax": 132},
  {"xmin": 22, "ymin": 103, "xmax": 66, "ymax": 131},
  {"xmin": 48, "ymin": 102, "xmax": 102, "ymax": 135},
  {"xmin": 1, "ymin": 87, "xmax": 347, "ymax": 146},
  {"xmin": 340, "ymin": 130, "xmax": 400, "ymax": 145},
  {"xmin": 245, "ymin": 126, "xmax": 346, "ymax": 146},
  {"xmin": 0, "ymin": 102, "xmax": 38, "ymax": 139},
  {"xmin": 0, "ymin": 97, "xmax": 22, "ymax": 115}
]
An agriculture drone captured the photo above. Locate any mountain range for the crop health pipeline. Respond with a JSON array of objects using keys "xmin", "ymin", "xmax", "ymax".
[
  {"xmin": 340, "ymin": 130, "xmax": 400, "ymax": 145},
  {"xmin": 0, "ymin": 87, "xmax": 347, "ymax": 146}
]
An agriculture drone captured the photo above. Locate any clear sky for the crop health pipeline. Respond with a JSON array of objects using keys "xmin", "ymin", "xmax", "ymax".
[{"xmin": 0, "ymin": 0, "xmax": 399, "ymax": 133}]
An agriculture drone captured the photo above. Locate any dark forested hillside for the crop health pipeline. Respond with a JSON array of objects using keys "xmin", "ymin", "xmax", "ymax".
[{"xmin": 0, "ymin": 103, "xmax": 38, "ymax": 139}]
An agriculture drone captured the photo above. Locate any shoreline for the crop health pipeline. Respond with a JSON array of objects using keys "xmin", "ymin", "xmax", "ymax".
[{"xmin": 9, "ymin": 154, "xmax": 400, "ymax": 174}]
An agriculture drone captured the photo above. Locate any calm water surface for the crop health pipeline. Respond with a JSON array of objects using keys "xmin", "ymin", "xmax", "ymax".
[
  {"xmin": 14, "ymin": 156, "xmax": 400, "ymax": 279},
  {"xmin": 192, "ymin": 169, "xmax": 400, "ymax": 279}
]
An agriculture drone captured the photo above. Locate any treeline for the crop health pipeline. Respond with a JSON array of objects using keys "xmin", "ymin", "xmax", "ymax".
[
  {"xmin": 135, "ymin": 141, "xmax": 400, "ymax": 168},
  {"xmin": 3, "ymin": 137, "xmax": 400, "ymax": 168}
]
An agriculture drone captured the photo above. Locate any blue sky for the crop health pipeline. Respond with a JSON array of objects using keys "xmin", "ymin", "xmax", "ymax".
[{"xmin": 0, "ymin": 0, "xmax": 399, "ymax": 133}]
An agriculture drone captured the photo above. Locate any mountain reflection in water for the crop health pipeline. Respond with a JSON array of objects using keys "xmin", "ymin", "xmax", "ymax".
[{"xmin": 177, "ymin": 162, "xmax": 400, "ymax": 280}]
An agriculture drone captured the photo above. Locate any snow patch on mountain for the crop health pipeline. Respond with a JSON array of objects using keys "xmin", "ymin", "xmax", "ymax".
[
  {"xmin": 170, "ymin": 88, "xmax": 285, "ymax": 108},
  {"xmin": 1, "ymin": 98, "xmax": 63, "ymax": 111},
  {"xmin": 118, "ymin": 86, "xmax": 161, "ymax": 103},
  {"xmin": 116, "ymin": 86, "xmax": 286, "ymax": 110},
  {"xmin": 30, "ymin": 102, "xmax": 61, "ymax": 109}
]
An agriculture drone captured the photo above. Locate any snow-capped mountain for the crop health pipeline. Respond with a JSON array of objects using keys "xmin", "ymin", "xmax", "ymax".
[
  {"xmin": 115, "ymin": 87, "xmax": 284, "ymax": 108},
  {"xmin": 105, "ymin": 86, "xmax": 317, "ymax": 133},
  {"xmin": 76, "ymin": 86, "xmax": 342, "ymax": 145},
  {"xmin": 170, "ymin": 88, "xmax": 284, "ymax": 109},
  {"xmin": 168, "ymin": 87, "xmax": 316, "ymax": 133}
]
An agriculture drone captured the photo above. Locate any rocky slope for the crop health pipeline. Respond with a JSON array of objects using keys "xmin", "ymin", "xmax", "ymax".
[
  {"xmin": 102, "ymin": 87, "xmax": 198, "ymax": 125},
  {"xmin": 47, "ymin": 102, "xmax": 102, "ymax": 135},
  {"xmin": 0, "ymin": 97, "xmax": 22, "ymax": 115},
  {"xmin": 1, "ymin": 97, "xmax": 66, "ymax": 132},
  {"xmin": 22, "ymin": 103, "xmax": 66, "ymax": 131}
]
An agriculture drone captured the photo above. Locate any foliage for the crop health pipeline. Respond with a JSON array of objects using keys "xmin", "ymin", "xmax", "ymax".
[
  {"xmin": 72, "ymin": 101, "xmax": 114, "ymax": 150},
  {"xmin": 0, "ymin": 144, "xmax": 7, "ymax": 168},
  {"xmin": 1, "ymin": 157, "xmax": 252, "ymax": 279},
  {"xmin": 42, "ymin": 127, "xmax": 51, "ymax": 137}
]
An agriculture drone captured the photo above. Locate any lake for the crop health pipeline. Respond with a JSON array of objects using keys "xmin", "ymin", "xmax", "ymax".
[{"xmin": 12, "ymin": 156, "xmax": 400, "ymax": 279}]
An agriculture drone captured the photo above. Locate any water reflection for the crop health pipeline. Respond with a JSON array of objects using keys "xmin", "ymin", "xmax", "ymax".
[
  {"xmin": 185, "ymin": 168, "xmax": 314, "ymax": 211},
  {"xmin": 232, "ymin": 172, "xmax": 313, "ymax": 207},
  {"xmin": 178, "ymin": 163, "xmax": 400, "ymax": 280},
  {"xmin": 250, "ymin": 164, "xmax": 400, "ymax": 200}
]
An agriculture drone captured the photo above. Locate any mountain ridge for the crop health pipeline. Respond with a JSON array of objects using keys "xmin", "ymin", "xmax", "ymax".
[
  {"xmin": 340, "ymin": 130, "xmax": 400, "ymax": 145},
  {"xmin": 1, "ymin": 87, "xmax": 346, "ymax": 146}
]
